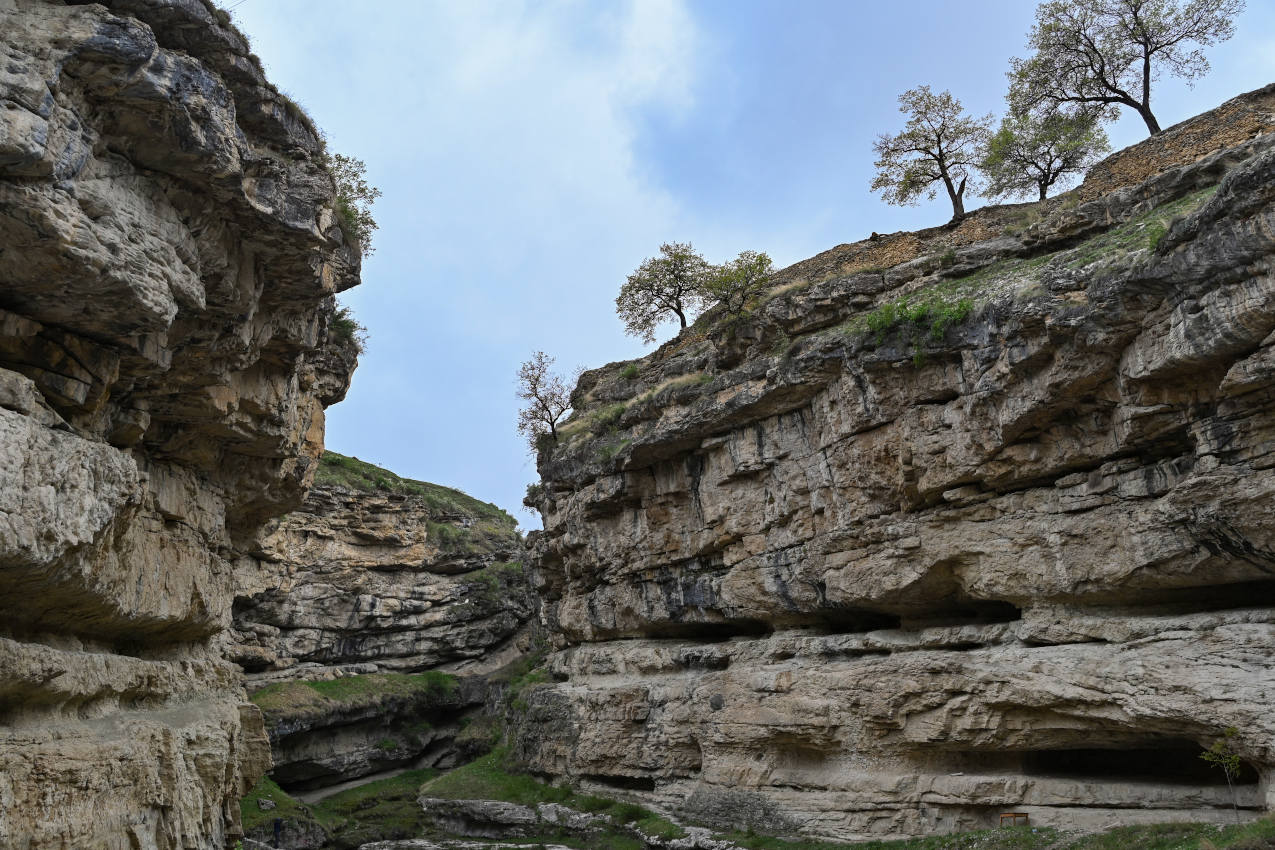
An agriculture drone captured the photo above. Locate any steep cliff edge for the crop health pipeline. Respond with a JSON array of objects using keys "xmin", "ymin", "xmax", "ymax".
[
  {"xmin": 518, "ymin": 85, "xmax": 1275, "ymax": 840},
  {"xmin": 0, "ymin": 1, "xmax": 360, "ymax": 847}
]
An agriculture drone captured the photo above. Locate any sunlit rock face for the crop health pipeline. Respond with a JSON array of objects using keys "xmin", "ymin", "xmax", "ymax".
[
  {"xmin": 0, "ymin": 0, "xmax": 360, "ymax": 846},
  {"xmin": 517, "ymin": 85, "xmax": 1275, "ymax": 840}
]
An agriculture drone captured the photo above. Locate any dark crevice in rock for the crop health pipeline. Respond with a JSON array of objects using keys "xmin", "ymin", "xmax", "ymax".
[
  {"xmin": 1022, "ymin": 744, "xmax": 1261, "ymax": 786},
  {"xmin": 584, "ymin": 773, "xmax": 658, "ymax": 792}
]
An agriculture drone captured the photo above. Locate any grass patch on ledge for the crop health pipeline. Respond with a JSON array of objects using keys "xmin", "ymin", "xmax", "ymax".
[
  {"xmin": 316, "ymin": 451, "xmax": 514, "ymax": 525},
  {"xmin": 1063, "ymin": 184, "xmax": 1219, "ymax": 271},
  {"xmin": 240, "ymin": 775, "xmax": 314, "ymax": 833},
  {"xmin": 422, "ymin": 748, "xmax": 685, "ymax": 841},
  {"xmin": 249, "ymin": 671, "xmax": 459, "ymax": 725},
  {"xmin": 841, "ymin": 253, "xmax": 1053, "ymax": 362}
]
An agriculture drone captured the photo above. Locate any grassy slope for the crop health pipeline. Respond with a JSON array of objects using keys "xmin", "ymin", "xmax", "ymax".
[
  {"xmin": 316, "ymin": 451, "xmax": 519, "ymax": 555},
  {"xmin": 422, "ymin": 749, "xmax": 681, "ymax": 847},
  {"xmin": 316, "ymin": 451, "xmax": 512, "ymax": 522}
]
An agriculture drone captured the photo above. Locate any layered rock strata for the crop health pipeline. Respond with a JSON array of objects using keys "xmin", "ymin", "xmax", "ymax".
[
  {"xmin": 518, "ymin": 87, "xmax": 1275, "ymax": 840},
  {"xmin": 232, "ymin": 453, "xmax": 531, "ymax": 680},
  {"xmin": 0, "ymin": 1, "xmax": 360, "ymax": 846},
  {"xmin": 231, "ymin": 454, "xmax": 533, "ymax": 793}
]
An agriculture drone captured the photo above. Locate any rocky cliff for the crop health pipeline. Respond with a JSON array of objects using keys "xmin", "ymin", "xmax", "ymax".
[
  {"xmin": 230, "ymin": 453, "xmax": 534, "ymax": 799},
  {"xmin": 232, "ymin": 452, "xmax": 530, "ymax": 681},
  {"xmin": 517, "ymin": 84, "xmax": 1275, "ymax": 840},
  {"xmin": 0, "ymin": 1, "xmax": 360, "ymax": 846}
]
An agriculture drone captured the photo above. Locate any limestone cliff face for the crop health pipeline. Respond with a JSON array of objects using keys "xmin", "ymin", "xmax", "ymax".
[
  {"xmin": 0, "ymin": 1, "xmax": 360, "ymax": 847},
  {"xmin": 232, "ymin": 454, "xmax": 531, "ymax": 680},
  {"xmin": 230, "ymin": 454, "xmax": 533, "ymax": 793},
  {"xmin": 518, "ymin": 85, "xmax": 1275, "ymax": 840}
]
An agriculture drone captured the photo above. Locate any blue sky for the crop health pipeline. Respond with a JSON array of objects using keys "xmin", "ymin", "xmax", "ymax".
[{"xmin": 230, "ymin": 0, "xmax": 1275, "ymax": 527}]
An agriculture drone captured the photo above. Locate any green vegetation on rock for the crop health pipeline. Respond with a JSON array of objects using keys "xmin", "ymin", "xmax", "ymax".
[
  {"xmin": 249, "ymin": 671, "xmax": 459, "ymax": 727},
  {"xmin": 316, "ymin": 452, "xmax": 518, "ymax": 555},
  {"xmin": 240, "ymin": 775, "xmax": 312, "ymax": 833},
  {"xmin": 317, "ymin": 452, "xmax": 513, "ymax": 520},
  {"xmin": 422, "ymin": 748, "xmax": 685, "ymax": 843},
  {"xmin": 1063, "ymin": 184, "xmax": 1219, "ymax": 270},
  {"xmin": 312, "ymin": 768, "xmax": 441, "ymax": 848}
]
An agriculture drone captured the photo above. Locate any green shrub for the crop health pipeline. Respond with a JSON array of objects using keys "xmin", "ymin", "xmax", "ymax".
[
  {"xmin": 619, "ymin": 363, "xmax": 640, "ymax": 379},
  {"xmin": 329, "ymin": 305, "xmax": 367, "ymax": 353},
  {"xmin": 328, "ymin": 153, "xmax": 381, "ymax": 257}
]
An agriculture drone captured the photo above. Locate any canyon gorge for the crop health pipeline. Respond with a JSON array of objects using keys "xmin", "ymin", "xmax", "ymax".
[{"xmin": 2, "ymin": 1, "xmax": 1275, "ymax": 848}]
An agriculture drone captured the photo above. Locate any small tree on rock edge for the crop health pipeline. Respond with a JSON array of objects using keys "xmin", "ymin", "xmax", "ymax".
[
  {"xmin": 981, "ymin": 107, "xmax": 1111, "ymax": 201},
  {"xmin": 1200, "ymin": 726, "xmax": 1244, "ymax": 823},
  {"xmin": 704, "ymin": 250, "xmax": 775, "ymax": 316},
  {"xmin": 616, "ymin": 242, "xmax": 710, "ymax": 344},
  {"xmin": 1009, "ymin": 0, "xmax": 1245, "ymax": 137},
  {"xmin": 330, "ymin": 153, "xmax": 382, "ymax": 256},
  {"xmin": 516, "ymin": 352, "xmax": 571, "ymax": 453},
  {"xmin": 871, "ymin": 86, "xmax": 993, "ymax": 222}
]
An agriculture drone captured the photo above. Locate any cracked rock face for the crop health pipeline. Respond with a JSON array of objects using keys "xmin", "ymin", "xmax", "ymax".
[
  {"xmin": 0, "ymin": 0, "xmax": 359, "ymax": 847},
  {"xmin": 517, "ymin": 87, "xmax": 1275, "ymax": 841},
  {"xmin": 231, "ymin": 477, "xmax": 531, "ymax": 680},
  {"xmin": 229, "ymin": 466, "xmax": 532, "ymax": 792}
]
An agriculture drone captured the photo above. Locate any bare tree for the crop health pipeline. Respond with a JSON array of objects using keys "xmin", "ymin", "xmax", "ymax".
[
  {"xmin": 871, "ymin": 86, "xmax": 993, "ymax": 221},
  {"xmin": 1009, "ymin": 0, "xmax": 1245, "ymax": 136},
  {"xmin": 616, "ymin": 242, "xmax": 710, "ymax": 343},
  {"xmin": 981, "ymin": 107, "xmax": 1111, "ymax": 201},
  {"xmin": 516, "ymin": 352, "xmax": 571, "ymax": 452}
]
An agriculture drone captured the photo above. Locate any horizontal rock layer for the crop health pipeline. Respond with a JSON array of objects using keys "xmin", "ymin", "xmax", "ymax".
[
  {"xmin": 0, "ymin": 0, "xmax": 359, "ymax": 847},
  {"xmin": 231, "ymin": 457, "xmax": 530, "ymax": 679},
  {"xmin": 518, "ymin": 87, "xmax": 1275, "ymax": 840}
]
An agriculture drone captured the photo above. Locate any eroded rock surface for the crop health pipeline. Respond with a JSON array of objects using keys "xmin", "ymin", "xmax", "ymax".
[
  {"xmin": 0, "ymin": 1, "xmax": 359, "ymax": 846},
  {"xmin": 231, "ymin": 454, "xmax": 531, "ymax": 680},
  {"xmin": 230, "ymin": 454, "xmax": 533, "ymax": 794},
  {"xmin": 517, "ymin": 87, "xmax": 1275, "ymax": 840}
]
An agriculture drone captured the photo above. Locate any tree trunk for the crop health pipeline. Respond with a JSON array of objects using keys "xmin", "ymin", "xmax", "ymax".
[
  {"xmin": 1137, "ymin": 103, "xmax": 1162, "ymax": 135},
  {"xmin": 949, "ymin": 176, "xmax": 966, "ymax": 220},
  {"xmin": 674, "ymin": 306, "xmax": 687, "ymax": 329},
  {"xmin": 1038, "ymin": 182, "xmax": 1048, "ymax": 202}
]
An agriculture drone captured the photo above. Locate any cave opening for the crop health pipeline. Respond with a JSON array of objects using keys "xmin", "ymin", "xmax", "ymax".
[
  {"xmin": 898, "ymin": 599, "xmax": 1023, "ymax": 630},
  {"xmin": 1022, "ymin": 742, "xmax": 1261, "ymax": 786},
  {"xmin": 645, "ymin": 618, "xmax": 773, "ymax": 641}
]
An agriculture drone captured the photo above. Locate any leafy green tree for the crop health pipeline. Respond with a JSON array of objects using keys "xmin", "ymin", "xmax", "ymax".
[
  {"xmin": 704, "ymin": 251, "xmax": 775, "ymax": 315},
  {"xmin": 516, "ymin": 352, "xmax": 571, "ymax": 451},
  {"xmin": 1200, "ymin": 726, "xmax": 1244, "ymax": 823},
  {"xmin": 1009, "ymin": 0, "xmax": 1244, "ymax": 136},
  {"xmin": 330, "ymin": 153, "xmax": 382, "ymax": 256},
  {"xmin": 871, "ymin": 86, "xmax": 993, "ymax": 221},
  {"xmin": 981, "ymin": 108, "xmax": 1111, "ymax": 201},
  {"xmin": 616, "ymin": 242, "xmax": 710, "ymax": 343}
]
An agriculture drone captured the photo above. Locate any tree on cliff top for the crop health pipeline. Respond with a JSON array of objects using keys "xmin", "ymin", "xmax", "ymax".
[
  {"xmin": 871, "ymin": 86, "xmax": 993, "ymax": 221},
  {"xmin": 1009, "ymin": 0, "xmax": 1245, "ymax": 136},
  {"xmin": 616, "ymin": 242, "xmax": 710, "ymax": 343},
  {"xmin": 516, "ymin": 352, "xmax": 572, "ymax": 452},
  {"xmin": 981, "ymin": 107, "xmax": 1111, "ymax": 201},
  {"xmin": 703, "ymin": 250, "xmax": 775, "ymax": 316}
]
